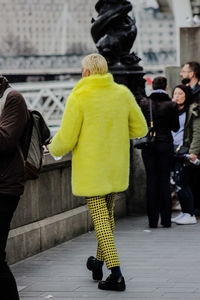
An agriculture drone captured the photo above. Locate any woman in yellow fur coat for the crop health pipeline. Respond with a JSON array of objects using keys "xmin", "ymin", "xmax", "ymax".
[{"xmin": 49, "ymin": 53, "xmax": 147, "ymax": 291}]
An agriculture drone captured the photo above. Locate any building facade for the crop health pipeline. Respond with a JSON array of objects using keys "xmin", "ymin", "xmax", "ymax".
[
  {"xmin": 132, "ymin": 3, "xmax": 177, "ymax": 65},
  {"xmin": 0, "ymin": 0, "xmax": 198, "ymax": 70},
  {"xmin": 0, "ymin": 0, "xmax": 96, "ymax": 56}
]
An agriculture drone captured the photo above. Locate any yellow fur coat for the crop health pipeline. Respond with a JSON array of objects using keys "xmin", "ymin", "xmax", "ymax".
[{"xmin": 49, "ymin": 73, "xmax": 147, "ymax": 196}]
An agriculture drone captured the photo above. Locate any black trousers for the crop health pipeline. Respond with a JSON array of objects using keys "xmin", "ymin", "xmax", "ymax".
[
  {"xmin": 142, "ymin": 142, "xmax": 173, "ymax": 227},
  {"xmin": 0, "ymin": 193, "xmax": 20, "ymax": 300},
  {"xmin": 173, "ymin": 162, "xmax": 194, "ymax": 215},
  {"xmin": 189, "ymin": 166, "xmax": 200, "ymax": 211}
]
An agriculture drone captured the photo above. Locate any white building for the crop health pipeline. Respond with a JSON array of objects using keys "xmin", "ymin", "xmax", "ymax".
[
  {"xmin": 0, "ymin": 0, "xmax": 198, "ymax": 68},
  {"xmin": 0, "ymin": 0, "xmax": 96, "ymax": 56},
  {"xmin": 132, "ymin": 4, "xmax": 177, "ymax": 65}
]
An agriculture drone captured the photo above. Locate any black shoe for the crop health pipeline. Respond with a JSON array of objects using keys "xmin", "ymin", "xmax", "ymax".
[
  {"xmin": 86, "ymin": 256, "xmax": 103, "ymax": 281},
  {"xmin": 149, "ymin": 223, "xmax": 157, "ymax": 228},
  {"xmin": 162, "ymin": 224, "xmax": 171, "ymax": 228},
  {"xmin": 194, "ymin": 209, "xmax": 200, "ymax": 216},
  {"xmin": 98, "ymin": 275, "xmax": 126, "ymax": 291},
  {"xmin": 149, "ymin": 225, "xmax": 157, "ymax": 228},
  {"xmin": 161, "ymin": 221, "xmax": 171, "ymax": 228}
]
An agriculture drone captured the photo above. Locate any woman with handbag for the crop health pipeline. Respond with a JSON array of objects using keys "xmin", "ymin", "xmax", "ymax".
[
  {"xmin": 140, "ymin": 76, "xmax": 180, "ymax": 228},
  {"xmin": 171, "ymin": 84, "xmax": 200, "ymax": 225}
]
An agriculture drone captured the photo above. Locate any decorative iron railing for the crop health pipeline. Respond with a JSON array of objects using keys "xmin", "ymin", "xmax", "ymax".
[
  {"xmin": 12, "ymin": 80, "xmax": 76, "ymax": 135},
  {"xmin": 0, "ymin": 55, "xmax": 85, "ymax": 70}
]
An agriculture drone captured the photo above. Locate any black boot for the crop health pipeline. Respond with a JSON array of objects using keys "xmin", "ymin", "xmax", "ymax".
[
  {"xmin": 86, "ymin": 256, "xmax": 103, "ymax": 281},
  {"xmin": 98, "ymin": 275, "xmax": 126, "ymax": 291}
]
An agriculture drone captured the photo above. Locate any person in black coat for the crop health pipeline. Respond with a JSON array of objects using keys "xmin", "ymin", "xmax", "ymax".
[
  {"xmin": 140, "ymin": 76, "xmax": 180, "ymax": 228},
  {"xmin": 0, "ymin": 76, "xmax": 29, "ymax": 300}
]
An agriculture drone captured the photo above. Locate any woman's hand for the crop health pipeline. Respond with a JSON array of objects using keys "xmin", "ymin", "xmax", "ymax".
[
  {"xmin": 188, "ymin": 153, "xmax": 197, "ymax": 162},
  {"xmin": 44, "ymin": 145, "xmax": 49, "ymax": 152}
]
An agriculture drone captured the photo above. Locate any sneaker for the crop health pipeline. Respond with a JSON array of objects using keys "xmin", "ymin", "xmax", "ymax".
[
  {"xmin": 175, "ymin": 213, "xmax": 197, "ymax": 225},
  {"xmin": 171, "ymin": 212, "xmax": 184, "ymax": 223}
]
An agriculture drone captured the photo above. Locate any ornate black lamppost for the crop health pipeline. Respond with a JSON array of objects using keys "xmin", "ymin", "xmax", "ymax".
[
  {"xmin": 91, "ymin": 0, "xmax": 146, "ymax": 101},
  {"xmin": 91, "ymin": 0, "xmax": 146, "ymax": 214}
]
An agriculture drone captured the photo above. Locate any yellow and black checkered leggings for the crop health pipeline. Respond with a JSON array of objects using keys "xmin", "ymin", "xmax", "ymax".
[{"xmin": 86, "ymin": 193, "xmax": 120, "ymax": 269}]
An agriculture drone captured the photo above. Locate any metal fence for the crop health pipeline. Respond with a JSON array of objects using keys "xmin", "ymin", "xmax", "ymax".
[
  {"xmin": 12, "ymin": 80, "xmax": 76, "ymax": 135},
  {"xmin": 0, "ymin": 55, "xmax": 85, "ymax": 70}
]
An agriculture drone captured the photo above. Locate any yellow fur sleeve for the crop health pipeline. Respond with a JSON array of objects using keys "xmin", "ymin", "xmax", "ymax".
[
  {"xmin": 128, "ymin": 92, "xmax": 148, "ymax": 138},
  {"xmin": 49, "ymin": 94, "xmax": 82, "ymax": 157}
]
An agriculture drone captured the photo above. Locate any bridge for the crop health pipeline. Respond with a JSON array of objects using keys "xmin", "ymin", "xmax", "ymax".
[{"xmin": 1, "ymin": 55, "xmax": 82, "ymax": 82}]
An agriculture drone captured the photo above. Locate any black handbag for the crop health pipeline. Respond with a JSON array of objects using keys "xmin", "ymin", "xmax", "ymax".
[
  {"xmin": 174, "ymin": 144, "xmax": 189, "ymax": 156},
  {"xmin": 173, "ymin": 144, "xmax": 189, "ymax": 162},
  {"xmin": 134, "ymin": 99, "xmax": 156, "ymax": 150}
]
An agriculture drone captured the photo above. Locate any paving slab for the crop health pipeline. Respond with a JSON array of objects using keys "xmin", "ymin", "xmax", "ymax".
[{"xmin": 11, "ymin": 214, "xmax": 200, "ymax": 300}]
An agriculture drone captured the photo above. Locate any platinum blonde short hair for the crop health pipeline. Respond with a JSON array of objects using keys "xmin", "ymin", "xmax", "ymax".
[{"xmin": 82, "ymin": 53, "xmax": 108, "ymax": 75}]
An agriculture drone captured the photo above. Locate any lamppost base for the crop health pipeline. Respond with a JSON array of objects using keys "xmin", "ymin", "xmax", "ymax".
[
  {"xmin": 109, "ymin": 63, "xmax": 146, "ymax": 102},
  {"xmin": 109, "ymin": 63, "xmax": 147, "ymax": 215}
]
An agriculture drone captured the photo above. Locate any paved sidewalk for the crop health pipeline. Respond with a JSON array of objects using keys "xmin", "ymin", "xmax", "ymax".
[{"xmin": 12, "ymin": 214, "xmax": 200, "ymax": 300}]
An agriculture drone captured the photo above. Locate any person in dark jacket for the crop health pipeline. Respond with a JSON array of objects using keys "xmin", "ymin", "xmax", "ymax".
[
  {"xmin": 180, "ymin": 61, "xmax": 200, "ymax": 104},
  {"xmin": 140, "ymin": 76, "xmax": 180, "ymax": 228},
  {"xmin": 171, "ymin": 84, "xmax": 200, "ymax": 225},
  {"xmin": 0, "ymin": 76, "xmax": 29, "ymax": 300},
  {"xmin": 180, "ymin": 62, "xmax": 200, "ymax": 213}
]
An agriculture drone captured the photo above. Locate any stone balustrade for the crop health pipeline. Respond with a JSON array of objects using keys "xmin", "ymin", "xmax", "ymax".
[{"xmin": 7, "ymin": 153, "xmax": 127, "ymax": 264}]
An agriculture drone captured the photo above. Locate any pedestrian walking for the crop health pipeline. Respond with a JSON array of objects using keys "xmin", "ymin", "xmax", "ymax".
[
  {"xmin": 49, "ymin": 53, "xmax": 147, "ymax": 291},
  {"xmin": 0, "ymin": 75, "xmax": 29, "ymax": 300},
  {"xmin": 140, "ymin": 76, "xmax": 180, "ymax": 228},
  {"xmin": 171, "ymin": 84, "xmax": 200, "ymax": 225}
]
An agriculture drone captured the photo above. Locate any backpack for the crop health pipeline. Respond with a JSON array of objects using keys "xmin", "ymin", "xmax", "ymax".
[{"xmin": 0, "ymin": 87, "xmax": 51, "ymax": 180}]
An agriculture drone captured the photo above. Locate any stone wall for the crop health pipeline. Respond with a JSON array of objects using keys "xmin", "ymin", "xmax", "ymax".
[{"xmin": 7, "ymin": 153, "xmax": 128, "ymax": 264}]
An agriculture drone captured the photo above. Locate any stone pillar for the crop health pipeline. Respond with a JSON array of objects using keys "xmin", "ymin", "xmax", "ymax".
[
  {"xmin": 170, "ymin": 0, "xmax": 192, "ymax": 65},
  {"xmin": 180, "ymin": 26, "xmax": 200, "ymax": 66}
]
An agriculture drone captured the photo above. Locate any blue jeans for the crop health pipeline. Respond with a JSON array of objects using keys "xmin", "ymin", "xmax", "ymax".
[
  {"xmin": 0, "ymin": 193, "xmax": 20, "ymax": 300},
  {"xmin": 142, "ymin": 142, "xmax": 173, "ymax": 227}
]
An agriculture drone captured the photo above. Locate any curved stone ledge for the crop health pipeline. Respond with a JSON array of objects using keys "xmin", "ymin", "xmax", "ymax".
[
  {"xmin": 7, "ymin": 153, "xmax": 127, "ymax": 264},
  {"xmin": 7, "ymin": 195, "xmax": 126, "ymax": 264},
  {"xmin": 7, "ymin": 205, "xmax": 89, "ymax": 264}
]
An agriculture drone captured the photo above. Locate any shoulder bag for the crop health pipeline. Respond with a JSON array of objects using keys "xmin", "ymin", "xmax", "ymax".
[{"xmin": 134, "ymin": 98, "xmax": 156, "ymax": 150}]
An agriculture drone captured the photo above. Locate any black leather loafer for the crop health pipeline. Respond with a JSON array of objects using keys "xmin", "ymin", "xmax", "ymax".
[
  {"xmin": 86, "ymin": 256, "xmax": 103, "ymax": 281},
  {"xmin": 98, "ymin": 275, "xmax": 126, "ymax": 291}
]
